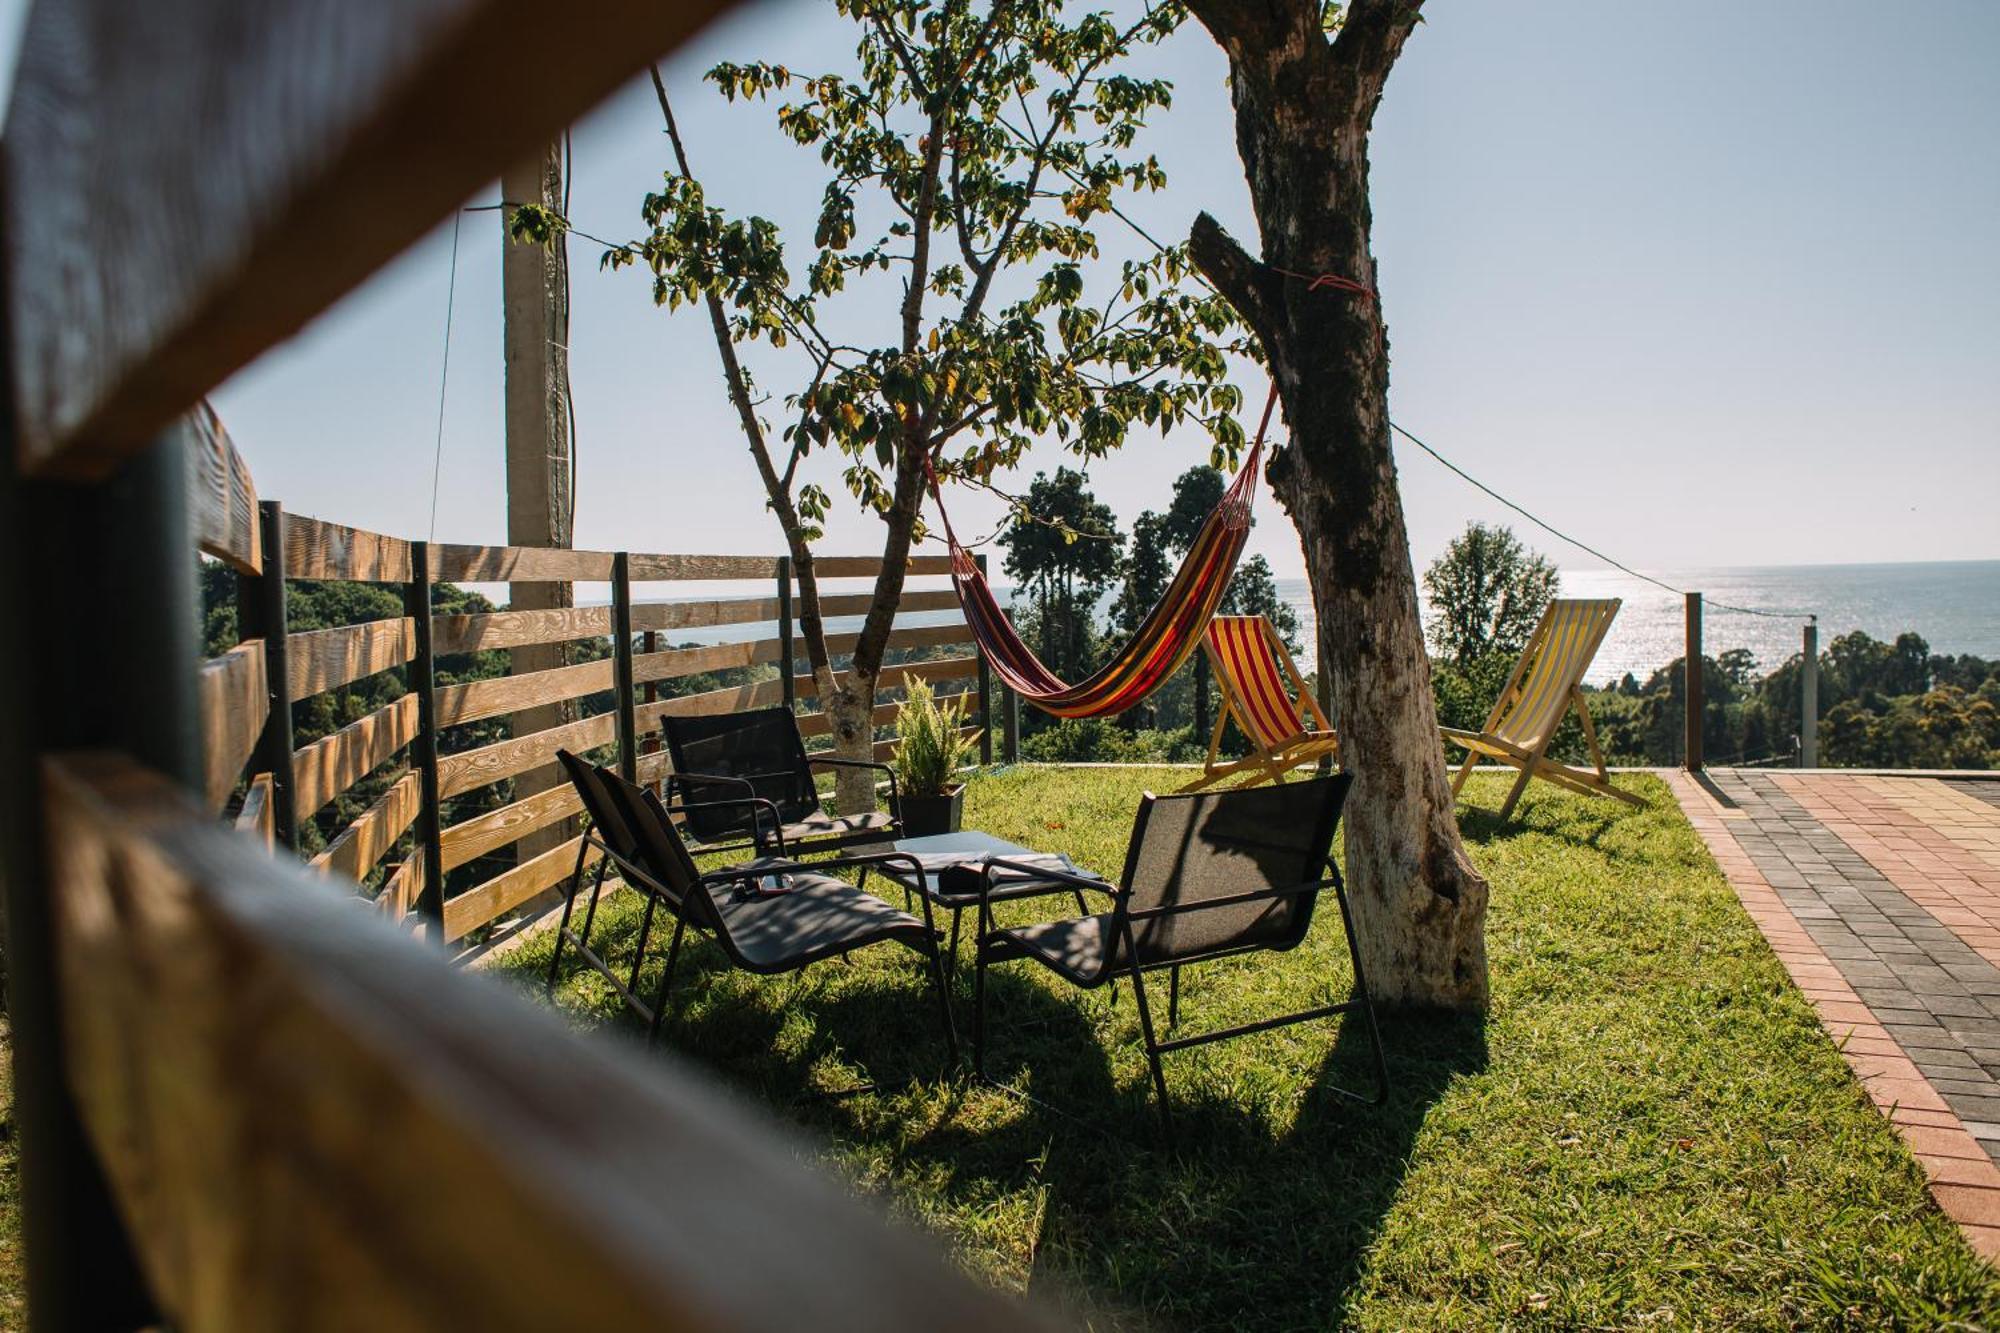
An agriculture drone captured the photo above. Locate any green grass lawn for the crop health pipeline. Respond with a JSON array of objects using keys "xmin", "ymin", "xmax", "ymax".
[{"xmin": 500, "ymin": 768, "xmax": 2000, "ymax": 1329}]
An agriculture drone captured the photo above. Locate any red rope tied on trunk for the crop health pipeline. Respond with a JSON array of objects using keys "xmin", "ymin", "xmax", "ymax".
[{"xmin": 1270, "ymin": 266, "xmax": 1378, "ymax": 302}]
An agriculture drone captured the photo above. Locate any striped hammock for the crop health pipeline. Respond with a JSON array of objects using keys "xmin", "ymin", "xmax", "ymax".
[{"xmin": 935, "ymin": 439, "xmax": 1263, "ymax": 719}]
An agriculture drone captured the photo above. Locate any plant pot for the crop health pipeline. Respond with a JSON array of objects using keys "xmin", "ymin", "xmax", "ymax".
[{"xmin": 898, "ymin": 784, "xmax": 965, "ymax": 838}]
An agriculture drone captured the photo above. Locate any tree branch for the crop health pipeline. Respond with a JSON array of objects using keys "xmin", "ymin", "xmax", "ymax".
[{"xmin": 1187, "ymin": 212, "xmax": 1284, "ymax": 354}]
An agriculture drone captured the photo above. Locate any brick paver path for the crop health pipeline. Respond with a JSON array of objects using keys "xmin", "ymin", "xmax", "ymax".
[{"xmin": 1669, "ymin": 770, "xmax": 2000, "ymax": 1260}]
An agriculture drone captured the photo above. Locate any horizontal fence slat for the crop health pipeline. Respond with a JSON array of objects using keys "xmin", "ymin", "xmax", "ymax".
[
  {"xmin": 796, "ymin": 657, "xmax": 980, "ymax": 699},
  {"xmin": 438, "ymin": 712, "xmax": 617, "ymax": 800},
  {"xmin": 288, "ymin": 617, "xmax": 416, "ymax": 700},
  {"xmin": 432, "ymin": 606, "xmax": 612, "ymax": 657},
  {"xmin": 439, "ymin": 780, "xmax": 582, "ymax": 873},
  {"xmin": 635, "ymin": 638, "xmax": 776, "ymax": 683},
  {"xmin": 809, "ymin": 554, "xmax": 955, "ymax": 578},
  {"xmin": 626, "ymin": 553, "xmax": 777, "ymax": 581},
  {"xmin": 292, "ymin": 693, "xmax": 420, "ymax": 822},
  {"xmin": 811, "ymin": 589, "xmax": 959, "ymax": 619},
  {"xmin": 636, "ymin": 679, "xmax": 786, "ymax": 732},
  {"xmin": 868, "ymin": 725, "xmax": 979, "ymax": 763},
  {"xmin": 185, "ymin": 401, "xmax": 259, "ymax": 574},
  {"xmin": 380, "ymin": 843, "xmax": 427, "ymax": 922},
  {"xmin": 310, "ymin": 769, "xmax": 422, "ymax": 884},
  {"xmin": 443, "ymin": 835, "xmax": 598, "ymax": 943},
  {"xmin": 3, "ymin": 0, "xmax": 739, "ymax": 479},
  {"xmin": 283, "ymin": 514, "xmax": 414, "ymax": 583},
  {"xmin": 197, "ymin": 641, "xmax": 268, "ymax": 813},
  {"xmin": 797, "ymin": 702, "xmax": 903, "ymax": 739},
  {"xmin": 435, "ymin": 657, "xmax": 614, "ymax": 729},
  {"xmin": 428, "ymin": 545, "xmax": 618, "ymax": 583},
  {"xmin": 42, "ymin": 755, "xmax": 1020, "ymax": 1331},
  {"xmin": 630, "ymin": 597, "xmax": 782, "ymax": 634},
  {"xmin": 234, "ymin": 773, "xmax": 276, "ymax": 850}
]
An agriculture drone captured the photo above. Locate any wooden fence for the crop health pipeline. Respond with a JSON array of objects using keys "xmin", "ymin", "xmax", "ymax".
[
  {"xmin": 198, "ymin": 478, "xmax": 1004, "ymax": 948},
  {"xmin": 0, "ymin": 1, "xmax": 1039, "ymax": 1327}
]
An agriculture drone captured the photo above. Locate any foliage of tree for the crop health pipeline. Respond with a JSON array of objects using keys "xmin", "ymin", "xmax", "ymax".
[
  {"xmin": 1421, "ymin": 522, "xmax": 1558, "ymax": 665},
  {"xmin": 587, "ymin": 0, "xmax": 1250, "ymax": 810},
  {"xmin": 998, "ymin": 466, "xmax": 1122, "ymax": 682}
]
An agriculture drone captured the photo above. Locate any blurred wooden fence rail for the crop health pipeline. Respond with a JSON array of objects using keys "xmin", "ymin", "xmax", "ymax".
[{"xmin": 0, "ymin": 0, "xmax": 1036, "ymax": 1329}]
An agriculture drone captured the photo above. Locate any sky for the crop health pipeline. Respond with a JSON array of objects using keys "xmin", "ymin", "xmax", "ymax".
[{"xmin": 8, "ymin": 2, "xmax": 1998, "ymax": 580}]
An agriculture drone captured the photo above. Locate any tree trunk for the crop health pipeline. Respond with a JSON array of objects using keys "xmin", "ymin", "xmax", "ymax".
[{"xmin": 1187, "ymin": 0, "xmax": 1487, "ymax": 1010}]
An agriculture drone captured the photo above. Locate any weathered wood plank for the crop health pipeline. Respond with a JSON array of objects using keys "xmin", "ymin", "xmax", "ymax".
[
  {"xmin": 630, "ymin": 597, "xmax": 783, "ymax": 634},
  {"xmin": 310, "ymin": 769, "xmax": 423, "ymax": 884},
  {"xmin": 4, "ymin": 0, "xmax": 744, "ymax": 479},
  {"xmin": 42, "ymin": 755, "xmax": 1025, "ymax": 1331},
  {"xmin": 291, "ymin": 694, "xmax": 421, "ymax": 822},
  {"xmin": 429, "ymin": 545, "xmax": 617, "ymax": 583},
  {"xmin": 636, "ymin": 679, "xmax": 787, "ymax": 732},
  {"xmin": 432, "ymin": 606, "xmax": 612, "ymax": 657},
  {"xmin": 287, "ymin": 617, "xmax": 415, "ymax": 701},
  {"xmin": 185, "ymin": 400, "xmax": 259, "ymax": 574},
  {"xmin": 234, "ymin": 773, "xmax": 275, "ymax": 851},
  {"xmin": 438, "ymin": 712, "xmax": 617, "ymax": 800},
  {"xmin": 796, "ymin": 657, "xmax": 981, "ymax": 698},
  {"xmin": 435, "ymin": 657, "xmax": 615, "ymax": 729},
  {"xmin": 197, "ymin": 641, "xmax": 268, "ymax": 813},
  {"xmin": 797, "ymin": 702, "xmax": 904, "ymax": 739},
  {"xmin": 439, "ymin": 780, "xmax": 583, "ymax": 873},
  {"xmin": 810, "ymin": 554, "xmax": 955, "ymax": 578},
  {"xmin": 380, "ymin": 843, "xmax": 427, "ymax": 921},
  {"xmin": 811, "ymin": 588, "xmax": 961, "ymax": 619},
  {"xmin": 282, "ymin": 514, "xmax": 414, "ymax": 584},
  {"xmin": 625, "ymin": 553, "xmax": 778, "ymax": 582},
  {"xmin": 443, "ymin": 835, "xmax": 599, "ymax": 943}
]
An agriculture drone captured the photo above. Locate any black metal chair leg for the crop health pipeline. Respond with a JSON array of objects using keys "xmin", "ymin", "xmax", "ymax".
[
  {"xmin": 1331, "ymin": 871, "xmax": 1391, "ymax": 1105},
  {"xmin": 972, "ymin": 947, "xmax": 990, "ymax": 1079},
  {"xmin": 576, "ymin": 854, "xmax": 611, "ymax": 956},
  {"xmin": 1168, "ymin": 964, "xmax": 1181, "ymax": 1029},
  {"xmin": 1126, "ymin": 965, "xmax": 1174, "ymax": 1136},
  {"xmin": 627, "ymin": 892, "xmax": 661, "ymax": 1000},
  {"xmin": 923, "ymin": 938, "xmax": 959, "ymax": 1063},
  {"xmin": 545, "ymin": 835, "xmax": 593, "ymax": 996},
  {"xmin": 945, "ymin": 906, "xmax": 963, "ymax": 981},
  {"xmin": 646, "ymin": 915, "xmax": 690, "ymax": 1050}
]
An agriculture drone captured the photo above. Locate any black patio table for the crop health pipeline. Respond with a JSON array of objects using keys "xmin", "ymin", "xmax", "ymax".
[{"xmin": 877, "ymin": 831, "xmax": 1106, "ymax": 971}]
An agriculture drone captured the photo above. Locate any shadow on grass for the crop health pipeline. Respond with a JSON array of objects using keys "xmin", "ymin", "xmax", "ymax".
[{"xmin": 546, "ymin": 905, "xmax": 1487, "ymax": 1330}]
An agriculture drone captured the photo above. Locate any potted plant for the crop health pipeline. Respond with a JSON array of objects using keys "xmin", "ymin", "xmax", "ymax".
[{"xmin": 890, "ymin": 678, "xmax": 982, "ymax": 837}]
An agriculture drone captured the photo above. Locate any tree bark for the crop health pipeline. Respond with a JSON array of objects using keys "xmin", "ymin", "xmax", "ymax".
[{"xmin": 1186, "ymin": 0, "xmax": 1488, "ymax": 1010}]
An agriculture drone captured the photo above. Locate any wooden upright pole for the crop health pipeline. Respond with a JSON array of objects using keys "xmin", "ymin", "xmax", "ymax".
[
  {"xmin": 1684, "ymin": 592, "xmax": 1704, "ymax": 772},
  {"xmin": 1800, "ymin": 617, "xmax": 1819, "ymax": 768},
  {"xmin": 501, "ymin": 140, "xmax": 574, "ymax": 856}
]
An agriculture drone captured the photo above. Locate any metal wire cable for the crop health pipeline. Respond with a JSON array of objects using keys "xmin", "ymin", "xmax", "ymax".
[{"xmin": 428, "ymin": 209, "xmax": 463, "ymax": 544}]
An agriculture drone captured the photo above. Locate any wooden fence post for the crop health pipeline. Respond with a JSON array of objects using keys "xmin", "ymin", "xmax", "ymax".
[
  {"xmin": 641, "ymin": 629, "xmax": 660, "ymax": 755},
  {"xmin": 1003, "ymin": 687, "xmax": 1021, "ymax": 763},
  {"xmin": 240, "ymin": 498, "xmax": 298, "ymax": 847},
  {"xmin": 974, "ymin": 552, "xmax": 993, "ymax": 765},
  {"xmin": 777, "ymin": 555, "xmax": 795, "ymax": 712},
  {"xmin": 612, "ymin": 552, "xmax": 637, "ymax": 781},
  {"xmin": 1801, "ymin": 617, "xmax": 1819, "ymax": 768},
  {"xmin": 1684, "ymin": 591, "xmax": 1704, "ymax": 772},
  {"xmin": 0, "ymin": 431, "xmax": 192, "ymax": 1325},
  {"xmin": 1194, "ymin": 652, "xmax": 1211, "ymax": 749},
  {"xmin": 406, "ymin": 542, "xmax": 445, "ymax": 940}
]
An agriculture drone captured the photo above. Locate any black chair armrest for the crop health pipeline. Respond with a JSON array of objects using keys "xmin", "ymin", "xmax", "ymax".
[
  {"xmin": 1123, "ymin": 877, "xmax": 1334, "ymax": 923},
  {"xmin": 661, "ymin": 794, "xmax": 789, "ymax": 858}
]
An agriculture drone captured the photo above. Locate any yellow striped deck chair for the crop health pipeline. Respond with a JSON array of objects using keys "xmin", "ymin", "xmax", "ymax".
[
  {"xmin": 1179, "ymin": 616, "xmax": 1339, "ymax": 792},
  {"xmin": 1441, "ymin": 598, "xmax": 1642, "ymax": 821}
]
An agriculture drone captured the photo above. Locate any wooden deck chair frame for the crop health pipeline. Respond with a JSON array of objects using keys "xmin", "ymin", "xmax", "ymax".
[
  {"xmin": 1441, "ymin": 598, "xmax": 1644, "ymax": 821},
  {"xmin": 1180, "ymin": 615, "xmax": 1339, "ymax": 792}
]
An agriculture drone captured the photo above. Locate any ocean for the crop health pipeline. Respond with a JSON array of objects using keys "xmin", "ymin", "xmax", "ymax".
[{"xmin": 1279, "ymin": 560, "xmax": 2000, "ymax": 684}]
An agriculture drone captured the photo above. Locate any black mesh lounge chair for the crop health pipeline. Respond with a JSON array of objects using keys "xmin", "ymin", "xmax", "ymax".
[
  {"xmin": 962, "ymin": 774, "xmax": 1385, "ymax": 1124},
  {"xmin": 661, "ymin": 706, "xmax": 901, "ymax": 858},
  {"xmin": 547, "ymin": 751, "xmax": 957, "ymax": 1065}
]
